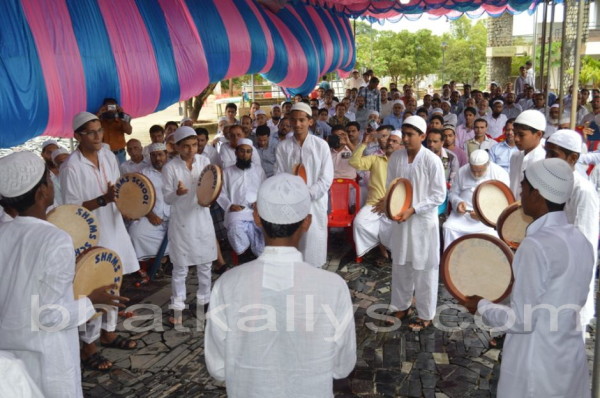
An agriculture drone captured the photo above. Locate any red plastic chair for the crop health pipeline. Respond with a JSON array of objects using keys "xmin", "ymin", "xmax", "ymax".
[{"xmin": 328, "ymin": 178, "xmax": 361, "ymax": 260}]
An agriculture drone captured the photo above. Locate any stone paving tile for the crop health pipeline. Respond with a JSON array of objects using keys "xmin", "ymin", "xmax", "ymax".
[{"xmin": 83, "ymin": 234, "xmax": 597, "ymax": 397}]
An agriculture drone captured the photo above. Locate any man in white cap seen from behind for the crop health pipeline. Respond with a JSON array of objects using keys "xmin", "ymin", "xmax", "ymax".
[
  {"xmin": 442, "ymin": 149, "xmax": 509, "ymax": 248},
  {"xmin": 350, "ymin": 128, "xmax": 403, "ymax": 264},
  {"xmin": 0, "ymin": 151, "xmax": 128, "ymax": 396},
  {"xmin": 545, "ymin": 129, "xmax": 599, "ymax": 337},
  {"xmin": 465, "ymin": 158, "xmax": 594, "ymax": 398},
  {"xmin": 60, "ymin": 112, "xmax": 140, "ymax": 367},
  {"xmin": 162, "ymin": 126, "xmax": 217, "ymax": 324},
  {"xmin": 374, "ymin": 116, "xmax": 447, "ymax": 331},
  {"xmin": 509, "ymin": 109, "xmax": 547, "ymax": 199},
  {"xmin": 205, "ymin": 173, "xmax": 356, "ymax": 397},
  {"xmin": 275, "ymin": 102, "xmax": 333, "ymax": 268},
  {"xmin": 217, "ymin": 138, "xmax": 266, "ymax": 259}
]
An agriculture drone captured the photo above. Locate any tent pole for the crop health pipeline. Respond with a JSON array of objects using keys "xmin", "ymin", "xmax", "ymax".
[
  {"xmin": 558, "ymin": 1, "xmax": 568, "ymax": 116},
  {"xmin": 539, "ymin": 0, "xmax": 548, "ymax": 93},
  {"xmin": 545, "ymin": 0, "xmax": 556, "ymax": 118},
  {"xmin": 569, "ymin": 0, "xmax": 584, "ymax": 130}
]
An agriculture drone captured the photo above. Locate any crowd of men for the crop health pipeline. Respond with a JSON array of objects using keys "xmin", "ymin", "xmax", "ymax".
[{"xmin": 0, "ymin": 70, "xmax": 599, "ymax": 397}]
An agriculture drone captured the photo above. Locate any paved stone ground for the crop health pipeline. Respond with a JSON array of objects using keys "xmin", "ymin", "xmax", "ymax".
[{"xmin": 82, "ymin": 232, "xmax": 597, "ymax": 397}]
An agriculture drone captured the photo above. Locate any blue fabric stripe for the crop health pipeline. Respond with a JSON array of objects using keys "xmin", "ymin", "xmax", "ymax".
[
  {"xmin": 134, "ymin": 0, "xmax": 180, "ymax": 111},
  {"xmin": 294, "ymin": 5, "xmax": 325, "ymax": 74},
  {"xmin": 233, "ymin": 0, "xmax": 268, "ymax": 74},
  {"xmin": 319, "ymin": 10, "xmax": 342, "ymax": 73},
  {"xmin": 256, "ymin": 7, "xmax": 288, "ymax": 86},
  {"xmin": 66, "ymin": 0, "xmax": 120, "ymax": 113},
  {"xmin": 0, "ymin": 0, "xmax": 49, "ymax": 147},
  {"xmin": 185, "ymin": 0, "xmax": 229, "ymax": 83}
]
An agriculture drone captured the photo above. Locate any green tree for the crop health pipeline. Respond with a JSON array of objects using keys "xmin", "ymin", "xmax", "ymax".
[
  {"xmin": 441, "ymin": 18, "xmax": 487, "ymax": 87},
  {"xmin": 580, "ymin": 56, "xmax": 600, "ymax": 88}
]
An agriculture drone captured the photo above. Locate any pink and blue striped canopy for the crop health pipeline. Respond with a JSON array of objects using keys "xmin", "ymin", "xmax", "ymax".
[{"xmin": 0, "ymin": 0, "xmax": 355, "ymax": 147}]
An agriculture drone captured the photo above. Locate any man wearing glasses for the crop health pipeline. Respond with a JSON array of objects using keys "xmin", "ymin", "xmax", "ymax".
[{"xmin": 59, "ymin": 112, "xmax": 140, "ymax": 370}]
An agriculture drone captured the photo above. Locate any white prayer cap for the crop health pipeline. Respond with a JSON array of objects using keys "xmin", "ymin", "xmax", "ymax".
[
  {"xmin": 492, "ymin": 99, "xmax": 504, "ymax": 105},
  {"xmin": 41, "ymin": 139, "xmax": 58, "ymax": 150},
  {"xmin": 515, "ymin": 110, "xmax": 546, "ymax": 132},
  {"xmin": 0, "ymin": 151, "xmax": 46, "ymax": 199},
  {"xmin": 441, "ymin": 100, "xmax": 451, "ymax": 106},
  {"xmin": 257, "ymin": 173, "xmax": 311, "ymax": 224},
  {"xmin": 392, "ymin": 100, "xmax": 404, "ymax": 107},
  {"xmin": 271, "ymin": 104, "xmax": 281, "ymax": 110},
  {"xmin": 547, "ymin": 129, "xmax": 582, "ymax": 153},
  {"xmin": 72, "ymin": 111, "xmax": 99, "ymax": 131},
  {"xmin": 173, "ymin": 126, "xmax": 196, "ymax": 144},
  {"xmin": 148, "ymin": 143, "xmax": 167, "ymax": 153},
  {"xmin": 431, "ymin": 108, "xmax": 443, "ymax": 115},
  {"xmin": 390, "ymin": 130, "xmax": 402, "ymax": 138},
  {"xmin": 255, "ymin": 109, "xmax": 266, "ymax": 116},
  {"xmin": 469, "ymin": 149, "xmax": 489, "ymax": 166},
  {"xmin": 290, "ymin": 102, "xmax": 312, "ymax": 116},
  {"xmin": 443, "ymin": 124, "xmax": 455, "ymax": 132},
  {"xmin": 525, "ymin": 158, "xmax": 574, "ymax": 204},
  {"xmin": 550, "ymin": 103, "xmax": 560, "ymax": 109},
  {"xmin": 403, "ymin": 115, "xmax": 427, "ymax": 134},
  {"xmin": 180, "ymin": 117, "xmax": 192, "ymax": 124},
  {"xmin": 369, "ymin": 110, "xmax": 380, "ymax": 117},
  {"xmin": 237, "ymin": 138, "xmax": 253, "ymax": 148},
  {"xmin": 51, "ymin": 147, "xmax": 69, "ymax": 164},
  {"xmin": 559, "ymin": 115, "xmax": 572, "ymax": 125}
]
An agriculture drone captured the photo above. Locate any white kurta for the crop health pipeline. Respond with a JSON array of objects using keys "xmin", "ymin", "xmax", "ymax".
[
  {"xmin": 478, "ymin": 212, "xmax": 593, "ymax": 398},
  {"xmin": 386, "ymin": 148, "xmax": 447, "ymax": 270},
  {"xmin": 443, "ymin": 162, "xmax": 509, "ymax": 248},
  {"xmin": 205, "ymin": 246, "xmax": 356, "ymax": 398},
  {"xmin": 60, "ymin": 147, "xmax": 139, "ymax": 274},
  {"xmin": 0, "ymin": 207, "xmax": 11, "ymax": 224},
  {"xmin": 49, "ymin": 172, "xmax": 63, "ymax": 207},
  {"xmin": 275, "ymin": 134, "xmax": 334, "ymax": 267},
  {"xmin": 162, "ymin": 154, "xmax": 217, "ymax": 266},
  {"xmin": 217, "ymin": 164, "xmax": 266, "ymax": 228},
  {"xmin": 201, "ymin": 144, "xmax": 221, "ymax": 166},
  {"xmin": 353, "ymin": 205, "xmax": 392, "ymax": 257},
  {"xmin": 566, "ymin": 171, "xmax": 600, "ymax": 328},
  {"xmin": 219, "ymin": 143, "xmax": 261, "ymax": 169},
  {"xmin": 508, "ymin": 144, "xmax": 546, "ymax": 200},
  {"xmin": 0, "ymin": 351, "xmax": 44, "ymax": 398},
  {"xmin": 128, "ymin": 166, "xmax": 170, "ymax": 260},
  {"xmin": 0, "ymin": 217, "xmax": 95, "ymax": 398},
  {"xmin": 120, "ymin": 159, "xmax": 148, "ymax": 175}
]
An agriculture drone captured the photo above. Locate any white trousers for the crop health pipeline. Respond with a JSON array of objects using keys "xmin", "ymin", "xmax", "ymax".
[
  {"xmin": 442, "ymin": 212, "xmax": 497, "ymax": 250},
  {"xmin": 170, "ymin": 262, "xmax": 212, "ymax": 310},
  {"xmin": 391, "ymin": 263, "xmax": 438, "ymax": 321},
  {"xmin": 227, "ymin": 220, "xmax": 265, "ymax": 256},
  {"xmin": 79, "ymin": 308, "xmax": 117, "ymax": 344},
  {"xmin": 353, "ymin": 204, "xmax": 392, "ymax": 257}
]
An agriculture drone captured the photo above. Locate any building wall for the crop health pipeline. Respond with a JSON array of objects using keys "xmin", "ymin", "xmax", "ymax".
[{"xmin": 486, "ymin": 13, "xmax": 514, "ymax": 88}]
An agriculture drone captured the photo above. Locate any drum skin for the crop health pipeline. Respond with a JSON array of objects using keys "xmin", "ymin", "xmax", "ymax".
[
  {"xmin": 385, "ymin": 178, "xmax": 413, "ymax": 221},
  {"xmin": 497, "ymin": 202, "xmax": 533, "ymax": 249},
  {"xmin": 197, "ymin": 164, "xmax": 223, "ymax": 207},
  {"xmin": 472, "ymin": 180, "xmax": 515, "ymax": 228},
  {"xmin": 114, "ymin": 173, "xmax": 156, "ymax": 219},
  {"xmin": 441, "ymin": 234, "xmax": 514, "ymax": 305}
]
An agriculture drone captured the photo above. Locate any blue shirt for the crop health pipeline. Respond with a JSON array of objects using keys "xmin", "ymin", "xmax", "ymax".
[
  {"xmin": 383, "ymin": 114, "xmax": 403, "ymax": 130},
  {"xmin": 489, "ymin": 141, "xmax": 518, "ymax": 172}
]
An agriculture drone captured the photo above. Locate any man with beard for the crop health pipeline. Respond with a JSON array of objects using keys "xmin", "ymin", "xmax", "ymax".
[
  {"xmin": 271, "ymin": 117, "xmax": 291, "ymax": 146},
  {"xmin": 128, "ymin": 143, "xmax": 171, "ymax": 274},
  {"xmin": 485, "ymin": 100, "xmax": 508, "ymax": 139},
  {"xmin": 217, "ymin": 138, "xmax": 266, "ymax": 260},
  {"xmin": 350, "ymin": 129, "xmax": 403, "ymax": 263},
  {"xmin": 267, "ymin": 104, "xmax": 282, "ymax": 134},
  {"xmin": 442, "ymin": 150, "xmax": 509, "ymax": 248},
  {"xmin": 489, "ymin": 119, "xmax": 518, "ymax": 172},
  {"xmin": 501, "ymin": 92, "xmax": 522, "ymax": 120},
  {"xmin": 219, "ymin": 124, "xmax": 261, "ymax": 168}
]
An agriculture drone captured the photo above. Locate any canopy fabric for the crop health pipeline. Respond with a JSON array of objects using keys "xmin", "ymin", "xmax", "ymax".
[{"xmin": 0, "ymin": 0, "xmax": 355, "ymax": 147}]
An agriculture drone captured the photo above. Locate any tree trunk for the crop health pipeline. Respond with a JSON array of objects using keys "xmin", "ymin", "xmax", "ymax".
[{"xmin": 190, "ymin": 82, "xmax": 219, "ymax": 122}]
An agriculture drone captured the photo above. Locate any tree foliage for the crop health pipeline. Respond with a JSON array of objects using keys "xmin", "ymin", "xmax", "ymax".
[
  {"xmin": 440, "ymin": 19, "xmax": 487, "ymax": 87},
  {"xmin": 580, "ymin": 56, "xmax": 600, "ymax": 88}
]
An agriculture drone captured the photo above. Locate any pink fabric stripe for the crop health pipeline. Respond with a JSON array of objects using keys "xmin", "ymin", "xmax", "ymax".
[
  {"xmin": 158, "ymin": 0, "xmax": 209, "ymax": 100},
  {"xmin": 98, "ymin": 0, "xmax": 160, "ymax": 117},
  {"xmin": 264, "ymin": 8, "xmax": 307, "ymax": 88},
  {"xmin": 214, "ymin": 0, "xmax": 251, "ymax": 79},
  {"xmin": 21, "ymin": 0, "xmax": 86, "ymax": 138},
  {"xmin": 336, "ymin": 14, "xmax": 355, "ymax": 70},
  {"xmin": 322, "ymin": 11, "xmax": 343, "ymax": 70},
  {"xmin": 246, "ymin": 0, "xmax": 275, "ymax": 73},
  {"xmin": 287, "ymin": 7, "xmax": 321, "ymax": 73},
  {"xmin": 306, "ymin": 7, "xmax": 333, "ymax": 73}
]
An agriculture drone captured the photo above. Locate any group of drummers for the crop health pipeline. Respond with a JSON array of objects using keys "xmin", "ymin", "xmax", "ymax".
[{"xmin": 0, "ymin": 90, "xmax": 598, "ymax": 397}]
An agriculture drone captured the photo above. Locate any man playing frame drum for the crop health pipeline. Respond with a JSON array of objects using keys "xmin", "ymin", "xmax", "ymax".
[
  {"xmin": 374, "ymin": 116, "xmax": 446, "ymax": 331},
  {"xmin": 0, "ymin": 151, "xmax": 128, "ymax": 397},
  {"xmin": 442, "ymin": 149, "xmax": 509, "ymax": 249},
  {"xmin": 464, "ymin": 158, "xmax": 594, "ymax": 398}
]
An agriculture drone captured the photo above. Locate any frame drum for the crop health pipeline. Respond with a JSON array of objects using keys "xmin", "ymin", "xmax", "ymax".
[
  {"xmin": 47, "ymin": 204, "xmax": 100, "ymax": 257},
  {"xmin": 385, "ymin": 178, "xmax": 413, "ymax": 221},
  {"xmin": 293, "ymin": 164, "xmax": 308, "ymax": 183},
  {"xmin": 441, "ymin": 234, "xmax": 514, "ymax": 305},
  {"xmin": 197, "ymin": 164, "xmax": 223, "ymax": 207},
  {"xmin": 472, "ymin": 180, "xmax": 515, "ymax": 228},
  {"xmin": 497, "ymin": 202, "xmax": 533, "ymax": 249},
  {"xmin": 114, "ymin": 173, "xmax": 156, "ymax": 219}
]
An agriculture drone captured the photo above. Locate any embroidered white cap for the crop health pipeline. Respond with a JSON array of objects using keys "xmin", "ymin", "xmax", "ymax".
[
  {"xmin": 469, "ymin": 149, "xmax": 489, "ymax": 166},
  {"xmin": 257, "ymin": 173, "xmax": 311, "ymax": 224},
  {"xmin": 547, "ymin": 129, "xmax": 582, "ymax": 153},
  {"xmin": 525, "ymin": 158, "xmax": 574, "ymax": 204},
  {"xmin": 41, "ymin": 139, "xmax": 59, "ymax": 151},
  {"xmin": 0, "ymin": 151, "xmax": 46, "ymax": 199},
  {"xmin": 402, "ymin": 115, "xmax": 427, "ymax": 135},
  {"xmin": 72, "ymin": 111, "xmax": 99, "ymax": 131},
  {"xmin": 237, "ymin": 138, "xmax": 254, "ymax": 148},
  {"xmin": 172, "ymin": 126, "xmax": 196, "ymax": 144},
  {"xmin": 290, "ymin": 102, "xmax": 312, "ymax": 116},
  {"xmin": 50, "ymin": 147, "xmax": 70, "ymax": 164},
  {"xmin": 148, "ymin": 143, "xmax": 167, "ymax": 152},
  {"xmin": 515, "ymin": 110, "xmax": 547, "ymax": 132}
]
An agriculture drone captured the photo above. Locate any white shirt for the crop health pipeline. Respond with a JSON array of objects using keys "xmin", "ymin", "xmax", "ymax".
[
  {"xmin": 60, "ymin": 147, "xmax": 139, "ymax": 274},
  {"xmin": 478, "ymin": 211, "xmax": 592, "ymax": 398},
  {"xmin": 205, "ymin": 246, "xmax": 356, "ymax": 398},
  {"xmin": 508, "ymin": 144, "xmax": 546, "ymax": 200},
  {"xmin": 162, "ymin": 154, "xmax": 217, "ymax": 266},
  {"xmin": 217, "ymin": 164, "xmax": 266, "ymax": 227},
  {"xmin": 449, "ymin": 162, "xmax": 509, "ymax": 210},
  {"xmin": 386, "ymin": 148, "xmax": 446, "ymax": 270},
  {"xmin": 120, "ymin": 159, "xmax": 148, "ymax": 175},
  {"xmin": 275, "ymin": 134, "xmax": 333, "ymax": 267},
  {"xmin": 0, "ymin": 217, "xmax": 95, "ymax": 398},
  {"xmin": 219, "ymin": 143, "xmax": 261, "ymax": 169},
  {"xmin": 485, "ymin": 113, "xmax": 508, "ymax": 139}
]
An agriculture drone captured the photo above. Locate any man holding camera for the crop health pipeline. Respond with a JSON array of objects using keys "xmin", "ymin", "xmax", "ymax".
[{"xmin": 98, "ymin": 98, "xmax": 132, "ymax": 164}]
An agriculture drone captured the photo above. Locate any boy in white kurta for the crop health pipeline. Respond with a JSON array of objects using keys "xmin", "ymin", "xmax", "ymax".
[
  {"xmin": 162, "ymin": 127, "xmax": 217, "ymax": 322},
  {"xmin": 205, "ymin": 173, "xmax": 356, "ymax": 397},
  {"xmin": 376, "ymin": 116, "xmax": 446, "ymax": 330},
  {"xmin": 0, "ymin": 152, "xmax": 128, "ymax": 396},
  {"xmin": 217, "ymin": 138, "xmax": 266, "ymax": 257},
  {"xmin": 545, "ymin": 129, "xmax": 600, "ymax": 336},
  {"xmin": 274, "ymin": 102, "xmax": 334, "ymax": 268},
  {"xmin": 466, "ymin": 158, "xmax": 593, "ymax": 398}
]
